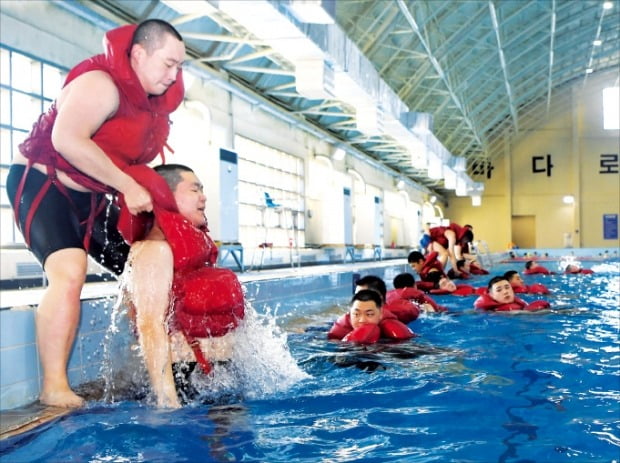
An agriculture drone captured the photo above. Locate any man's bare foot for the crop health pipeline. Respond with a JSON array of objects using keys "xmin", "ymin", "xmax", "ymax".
[{"xmin": 39, "ymin": 388, "xmax": 85, "ymax": 408}]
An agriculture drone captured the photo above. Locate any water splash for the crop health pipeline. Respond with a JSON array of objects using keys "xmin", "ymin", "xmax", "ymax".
[
  {"xmin": 98, "ymin": 269, "xmax": 310, "ymax": 406},
  {"xmin": 557, "ymin": 255, "xmax": 581, "ymax": 272},
  {"xmin": 188, "ymin": 303, "xmax": 311, "ymax": 403}
]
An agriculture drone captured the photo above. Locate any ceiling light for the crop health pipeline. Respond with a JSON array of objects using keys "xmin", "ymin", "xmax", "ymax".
[
  {"xmin": 455, "ymin": 174, "xmax": 468, "ymax": 196},
  {"xmin": 593, "ymin": 39, "xmax": 602, "ymax": 46},
  {"xmin": 427, "ymin": 151, "xmax": 443, "ymax": 180},
  {"xmin": 563, "ymin": 195, "xmax": 575, "ymax": 204},
  {"xmin": 443, "ymin": 167, "xmax": 457, "ymax": 190},
  {"xmin": 332, "ymin": 146, "xmax": 346, "ymax": 161},
  {"xmin": 586, "ymin": 68, "xmax": 594, "ymax": 74},
  {"xmin": 603, "ymin": 2, "xmax": 613, "ymax": 9}
]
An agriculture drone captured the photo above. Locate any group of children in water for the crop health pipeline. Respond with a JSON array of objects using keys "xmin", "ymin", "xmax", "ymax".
[{"xmin": 328, "ymin": 243, "xmax": 595, "ymax": 345}]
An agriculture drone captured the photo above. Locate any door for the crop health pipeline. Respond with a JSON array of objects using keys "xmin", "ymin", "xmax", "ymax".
[{"xmin": 511, "ymin": 215, "xmax": 535, "ymax": 249}]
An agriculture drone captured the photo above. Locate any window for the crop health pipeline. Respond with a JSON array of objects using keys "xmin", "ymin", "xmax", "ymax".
[
  {"xmin": 0, "ymin": 46, "xmax": 66, "ymax": 245},
  {"xmin": 234, "ymin": 135, "xmax": 305, "ymax": 249},
  {"xmin": 603, "ymin": 86, "xmax": 619, "ymax": 130}
]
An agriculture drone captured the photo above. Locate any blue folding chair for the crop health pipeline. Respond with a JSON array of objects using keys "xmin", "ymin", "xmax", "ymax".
[{"xmin": 264, "ymin": 192, "xmax": 281, "ymax": 208}]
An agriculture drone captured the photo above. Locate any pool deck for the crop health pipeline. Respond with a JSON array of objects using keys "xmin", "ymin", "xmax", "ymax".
[{"xmin": 1, "ymin": 403, "xmax": 72, "ymax": 440}]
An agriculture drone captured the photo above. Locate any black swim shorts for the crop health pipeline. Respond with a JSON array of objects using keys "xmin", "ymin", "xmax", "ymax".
[{"xmin": 6, "ymin": 164, "xmax": 129, "ymax": 274}]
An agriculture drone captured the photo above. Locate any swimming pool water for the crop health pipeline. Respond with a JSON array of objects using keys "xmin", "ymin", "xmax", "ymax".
[{"xmin": 1, "ymin": 260, "xmax": 618, "ymax": 463}]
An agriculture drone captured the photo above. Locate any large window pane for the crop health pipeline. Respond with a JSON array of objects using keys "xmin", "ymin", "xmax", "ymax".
[
  {"xmin": 235, "ymin": 135, "xmax": 305, "ymax": 249},
  {"xmin": 0, "ymin": 48, "xmax": 9, "ymax": 84},
  {"xmin": 0, "ymin": 46, "xmax": 65, "ymax": 247},
  {"xmin": 0, "ymin": 128, "xmax": 11, "ymax": 165},
  {"xmin": 11, "ymin": 91, "xmax": 42, "ymax": 131},
  {"xmin": 11, "ymin": 52, "xmax": 41, "ymax": 94},
  {"xmin": 0, "ymin": 88, "xmax": 10, "ymax": 125},
  {"xmin": 42, "ymin": 64, "xmax": 63, "ymax": 99}
]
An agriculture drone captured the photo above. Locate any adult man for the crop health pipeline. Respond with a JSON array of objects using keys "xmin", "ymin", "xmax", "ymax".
[
  {"xmin": 428, "ymin": 223, "xmax": 474, "ymax": 276},
  {"xmin": 6, "ymin": 19, "xmax": 186, "ymax": 408}
]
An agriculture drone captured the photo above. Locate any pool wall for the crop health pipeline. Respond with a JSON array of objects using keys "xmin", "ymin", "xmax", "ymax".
[{"xmin": 0, "ymin": 260, "xmax": 411, "ymax": 411}]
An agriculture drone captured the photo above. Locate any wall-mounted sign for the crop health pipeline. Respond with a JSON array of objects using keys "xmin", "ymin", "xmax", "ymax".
[{"xmin": 603, "ymin": 214, "xmax": 618, "ymax": 240}]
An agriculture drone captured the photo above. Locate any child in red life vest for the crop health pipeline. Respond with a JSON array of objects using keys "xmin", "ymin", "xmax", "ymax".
[
  {"xmin": 386, "ymin": 272, "xmax": 447, "ymax": 314},
  {"xmin": 328, "ymin": 289, "xmax": 414, "ymax": 344},
  {"xmin": 474, "ymin": 276, "xmax": 550, "ymax": 312},
  {"xmin": 504, "ymin": 270, "xmax": 550, "ymax": 294}
]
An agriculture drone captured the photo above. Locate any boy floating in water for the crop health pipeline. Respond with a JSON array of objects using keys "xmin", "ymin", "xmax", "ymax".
[
  {"xmin": 504, "ymin": 270, "xmax": 550, "ymax": 294},
  {"xmin": 474, "ymin": 276, "xmax": 550, "ymax": 312},
  {"xmin": 328, "ymin": 290, "xmax": 414, "ymax": 343}
]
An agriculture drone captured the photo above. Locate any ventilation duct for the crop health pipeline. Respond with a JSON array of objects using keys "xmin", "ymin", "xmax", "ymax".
[{"xmin": 218, "ymin": 0, "xmax": 476, "ymax": 187}]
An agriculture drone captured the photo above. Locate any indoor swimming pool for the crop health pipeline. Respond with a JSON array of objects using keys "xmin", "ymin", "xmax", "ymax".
[{"xmin": 1, "ymin": 258, "xmax": 618, "ymax": 463}]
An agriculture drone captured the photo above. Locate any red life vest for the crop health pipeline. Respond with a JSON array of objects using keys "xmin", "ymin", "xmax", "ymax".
[
  {"xmin": 565, "ymin": 268, "xmax": 594, "ymax": 274},
  {"xmin": 383, "ymin": 298, "xmax": 420, "ymax": 324},
  {"xmin": 429, "ymin": 223, "xmax": 471, "ymax": 248},
  {"xmin": 327, "ymin": 309, "xmax": 415, "ymax": 344},
  {"xmin": 474, "ymin": 293, "xmax": 550, "ymax": 312},
  {"xmin": 524, "ymin": 265, "xmax": 551, "ymax": 275},
  {"xmin": 469, "ymin": 263, "xmax": 489, "ymax": 275},
  {"xmin": 511, "ymin": 283, "xmax": 550, "ymax": 295},
  {"xmin": 386, "ymin": 287, "xmax": 446, "ymax": 315},
  {"xmin": 429, "ymin": 284, "xmax": 479, "ymax": 296},
  {"xmin": 119, "ymin": 165, "xmax": 244, "ymax": 374},
  {"xmin": 18, "ymin": 24, "xmax": 184, "ymax": 192},
  {"xmin": 419, "ymin": 251, "xmax": 446, "ymax": 280}
]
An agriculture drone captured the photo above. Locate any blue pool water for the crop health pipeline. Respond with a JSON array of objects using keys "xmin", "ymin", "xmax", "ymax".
[{"xmin": 1, "ymin": 260, "xmax": 619, "ymax": 463}]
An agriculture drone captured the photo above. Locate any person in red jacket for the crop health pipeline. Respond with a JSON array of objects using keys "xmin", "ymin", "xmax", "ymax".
[
  {"xmin": 504, "ymin": 270, "xmax": 550, "ymax": 294},
  {"xmin": 428, "ymin": 223, "xmax": 474, "ymax": 276},
  {"xmin": 327, "ymin": 290, "xmax": 414, "ymax": 344},
  {"xmin": 125, "ymin": 164, "xmax": 245, "ymax": 408},
  {"xmin": 564, "ymin": 263, "xmax": 594, "ymax": 274},
  {"xmin": 474, "ymin": 276, "xmax": 550, "ymax": 312},
  {"xmin": 524, "ymin": 260, "xmax": 553, "ymax": 275},
  {"xmin": 407, "ymin": 251, "xmax": 446, "ymax": 289},
  {"xmin": 424, "ymin": 272, "xmax": 481, "ymax": 296},
  {"xmin": 5, "ymin": 20, "xmax": 186, "ymax": 408},
  {"xmin": 355, "ymin": 275, "xmax": 422, "ymax": 323},
  {"xmin": 386, "ymin": 273, "xmax": 447, "ymax": 315}
]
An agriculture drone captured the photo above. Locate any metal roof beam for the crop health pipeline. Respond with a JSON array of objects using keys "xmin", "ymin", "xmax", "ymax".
[
  {"xmin": 488, "ymin": 1, "xmax": 518, "ymax": 134},
  {"xmin": 396, "ymin": 0, "xmax": 482, "ymax": 147}
]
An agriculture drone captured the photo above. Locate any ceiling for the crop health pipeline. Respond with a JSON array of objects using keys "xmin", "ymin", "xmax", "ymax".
[{"xmin": 58, "ymin": 0, "xmax": 620, "ymax": 197}]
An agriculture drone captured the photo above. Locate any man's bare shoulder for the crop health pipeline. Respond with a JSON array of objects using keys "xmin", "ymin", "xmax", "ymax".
[{"xmin": 57, "ymin": 70, "xmax": 119, "ymax": 108}]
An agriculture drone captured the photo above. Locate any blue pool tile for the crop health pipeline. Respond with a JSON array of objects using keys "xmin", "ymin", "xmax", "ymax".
[
  {"xmin": 0, "ymin": 377, "xmax": 39, "ymax": 410},
  {"xmin": 0, "ymin": 344, "xmax": 39, "ymax": 386},
  {"xmin": 0, "ymin": 308, "xmax": 36, "ymax": 347}
]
